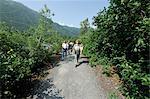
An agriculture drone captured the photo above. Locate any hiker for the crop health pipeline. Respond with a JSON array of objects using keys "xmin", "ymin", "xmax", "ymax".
[
  {"xmin": 69, "ymin": 41, "xmax": 74, "ymax": 54},
  {"xmin": 66, "ymin": 41, "xmax": 69, "ymax": 55},
  {"xmin": 73, "ymin": 40, "xmax": 81, "ymax": 66},
  {"xmin": 61, "ymin": 41, "xmax": 67, "ymax": 60}
]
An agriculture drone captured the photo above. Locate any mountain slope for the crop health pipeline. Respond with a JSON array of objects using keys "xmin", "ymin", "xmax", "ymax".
[
  {"xmin": 0, "ymin": 0, "xmax": 39, "ymax": 30},
  {"xmin": 0, "ymin": 0, "xmax": 79, "ymax": 36},
  {"xmin": 52, "ymin": 23, "xmax": 80, "ymax": 36}
]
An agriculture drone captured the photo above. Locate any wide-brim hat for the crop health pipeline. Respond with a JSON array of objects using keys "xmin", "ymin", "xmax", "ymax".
[{"xmin": 75, "ymin": 40, "xmax": 80, "ymax": 44}]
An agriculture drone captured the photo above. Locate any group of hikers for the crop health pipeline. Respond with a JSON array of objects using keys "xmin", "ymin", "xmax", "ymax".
[{"xmin": 61, "ymin": 40, "xmax": 83, "ymax": 66}]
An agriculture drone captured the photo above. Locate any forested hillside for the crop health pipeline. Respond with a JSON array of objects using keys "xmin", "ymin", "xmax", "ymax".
[
  {"xmin": 0, "ymin": 0, "xmax": 40, "ymax": 30},
  {"xmin": 52, "ymin": 22, "xmax": 80, "ymax": 36},
  {"xmin": 0, "ymin": 0, "xmax": 79, "ymax": 36},
  {"xmin": 80, "ymin": 0, "xmax": 150, "ymax": 98}
]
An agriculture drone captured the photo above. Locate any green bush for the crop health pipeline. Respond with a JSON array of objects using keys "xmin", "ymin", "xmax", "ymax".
[
  {"xmin": 0, "ymin": 8, "xmax": 66, "ymax": 97},
  {"xmin": 80, "ymin": 0, "xmax": 150, "ymax": 98},
  {"xmin": 108, "ymin": 92, "xmax": 118, "ymax": 99}
]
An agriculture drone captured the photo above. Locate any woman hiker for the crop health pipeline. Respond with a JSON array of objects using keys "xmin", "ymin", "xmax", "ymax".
[
  {"xmin": 73, "ymin": 40, "xmax": 81, "ymax": 67},
  {"xmin": 61, "ymin": 41, "xmax": 67, "ymax": 61}
]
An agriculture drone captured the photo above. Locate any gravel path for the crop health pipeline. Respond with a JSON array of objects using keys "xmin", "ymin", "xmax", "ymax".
[{"xmin": 29, "ymin": 55, "xmax": 107, "ymax": 99}]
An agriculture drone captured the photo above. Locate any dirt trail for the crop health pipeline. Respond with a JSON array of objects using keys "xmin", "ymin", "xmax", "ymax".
[{"xmin": 28, "ymin": 55, "xmax": 107, "ymax": 99}]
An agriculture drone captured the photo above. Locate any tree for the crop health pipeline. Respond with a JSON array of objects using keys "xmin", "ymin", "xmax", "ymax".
[
  {"xmin": 80, "ymin": 18, "xmax": 90, "ymax": 35},
  {"xmin": 81, "ymin": 0, "xmax": 150, "ymax": 98}
]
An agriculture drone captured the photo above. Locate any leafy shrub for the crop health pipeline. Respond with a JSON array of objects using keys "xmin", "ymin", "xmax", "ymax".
[
  {"xmin": 80, "ymin": 0, "xmax": 150, "ymax": 98},
  {"xmin": 0, "ymin": 6, "xmax": 66, "ymax": 97},
  {"xmin": 108, "ymin": 92, "xmax": 118, "ymax": 99}
]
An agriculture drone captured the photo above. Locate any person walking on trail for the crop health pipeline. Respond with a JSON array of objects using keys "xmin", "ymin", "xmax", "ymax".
[
  {"xmin": 61, "ymin": 41, "xmax": 67, "ymax": 61},
  {"xmin": 66, "ymin": 41, "xmax": 69, "ymax": 55},
  {"xmin": 73, "ymin": 40, "xmax": 81, "ymax": 66},
  {"xmin": 69, "ymin": 41, "xmax": 74, "ymax": 54}
]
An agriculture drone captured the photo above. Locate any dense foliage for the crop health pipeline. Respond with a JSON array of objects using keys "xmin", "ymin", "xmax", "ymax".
[
  {"xmin": 80, "ymin": 0, "xmax": 150, "ymax": 98},
  {"xmin": 0, "ymin": 5, "xmax": 67, "ymax": 98}
]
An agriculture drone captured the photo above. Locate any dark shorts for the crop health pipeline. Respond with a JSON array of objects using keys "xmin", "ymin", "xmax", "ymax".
[
  {"xmin": 75, "ymin": 50, "xmax": 80, "ymax": 55},
  {"xmin": 62, "ymin": 48, "xmax": 67, "ymax": 52}
]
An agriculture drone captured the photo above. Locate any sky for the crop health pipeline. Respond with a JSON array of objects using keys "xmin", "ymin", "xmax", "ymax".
[{"xmin": 13, "ymin": 0, "xmax": 109, "ymax": 28}]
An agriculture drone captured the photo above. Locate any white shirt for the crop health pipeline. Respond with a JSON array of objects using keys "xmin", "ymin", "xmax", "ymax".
[
  {"xmin": 62, "ymin": 43, "xmax": 67, "ymax": 49},
  {"xmin": 66, "ymin": 43, "xmax": 69, "ymax": 49},
  {"xmin": 74, "ymin": 44, "xmax": 80, "ymax": 51}
]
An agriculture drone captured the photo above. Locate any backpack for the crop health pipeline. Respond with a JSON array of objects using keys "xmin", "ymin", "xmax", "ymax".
[{"xmin": 74, "ymin": 44, "xmax": 80, "ymax": 54}]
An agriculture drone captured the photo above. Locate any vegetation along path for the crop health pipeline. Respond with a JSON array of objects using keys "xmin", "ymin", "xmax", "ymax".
[{"xmin": 28, "ymin": 55, "xmax": 107, "ymax": 99}]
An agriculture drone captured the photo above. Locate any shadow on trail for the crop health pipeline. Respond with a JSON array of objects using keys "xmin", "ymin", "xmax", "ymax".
[
  {"xmin": 62, "ymin": 55, "xmax": 89, "ymax": 67},
  {"xmin": 29, "ymin": 78, "xmax": 64, "ymax": 99},
  {"xmin": 27, "ymin": 55, "xmax": 64, "ymax": 99},
  {"xmin": 80, "ymin": 56, "xmax": 90, "ymax": 59},
  {"xmin": 80, "ymin": 60, "xmax": 89, "ymax": 64},
  {"xmin": 75, "ymin": 60, "xmax": 89, "ymax": 68}
]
